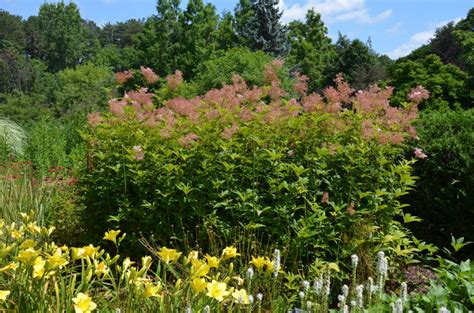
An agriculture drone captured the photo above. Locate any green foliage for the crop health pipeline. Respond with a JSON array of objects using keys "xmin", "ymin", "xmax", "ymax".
[
  {"xmin": 288, "ymin": 9, "xmax": 335, "ymax": 91},
  {"xmin": 0, "ymin": 118, "xmax": 26, "ymax": 160},
  {"xmin": 409, "ymin": 258, "xmax": 474, "ymax": 311},
  {"xmin": 35, "ymin": 2, "xmax": 89, "ymax": 72},
  {"xmin": 405, "ymin": 109, "xmax": 474, "ymax": 259},
  {"xmin": 390, "ymin": 54, "xmax": 469, "ymax": 110},
  {"xmin": 193, "ymin": 47, "xmax": 274, "ymax": 93},
  {"xmin": 54, "ymin": 63, "xmax": 114, "ymax": 116},
  {"xmin": 326, "ymin": 34, "xmax": 390, "ymax": 90},
  {"xmin": 0, "ymin": 9, "xmax": 26, "ymax": 50}
]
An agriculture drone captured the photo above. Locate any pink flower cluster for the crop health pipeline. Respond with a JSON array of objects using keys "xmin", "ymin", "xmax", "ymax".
[
  {"xmin": 115, "ymin": 70, "xmax": 134, "ymax": 84},
  {"xmin": 98, "ymin": 62, "xmax": 424, "ymax": 148},
  {"xmin": 140, "ymin": 67, "xmax": 159, "ymax": 84}
]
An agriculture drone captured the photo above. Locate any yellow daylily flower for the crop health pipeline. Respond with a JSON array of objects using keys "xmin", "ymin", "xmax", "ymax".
[
  {"xmin": 250, "ymin": 256, "xmax": 267, "ymax": 271},
  {"xmin": 143, "ymin": 283, "xmax": 161, "ymax": 298},
  {"xmin": 232, "ymin": 288, "xmax": 250, "ymax": 304},
  {"xmin": 0, "ymin": 262, "xmax": 17, "ymax": 272},
  {"xmin": 33, "ymin": 256, "xmax": 46, "ymax": 279},
  {"xmin": 11, "ymin": 230, "xmax": 22, "ymax": 239},
  {"xmin": 206, "ymin": 280, "xmax": 230, "ymax": 302},
  {"xmin": 72, "ymin": 293, "xmax": 97, "ymax": 313},
  {"xmin": 157, "ymin": 247, "xmax": 181, "ymax": 264},
  {"xmin": 0, "ymin": 290, "xmax": 10, "ymax": 301},
  {"xmin": 17, "ymin": 248, "xmax": 39, "ymax": 264},
  {"xmin": 47, "ymin": 249, "xmax": 69, "ymax": 269},
  {"xmin": 191, "ymin": 259, "xmax": 210, "ymax": 277},
  {"xmin": 27, "ymin": 222, "xmax": 41, "ymax": 234},
  {"xmin": 95, "ymin": 261, "xmax": 108, "ymax": 277},
  {"xmin": 122, "ymin": 257, "xmax": 135, "ymax": 272},
  {"xmin": 191, "ymin": 277, "xmax": 207, "ymax": 293},
  {"xmin": 205, "ymin": 254, "xmax": 220, "ymax": 268},
  {"xmin": 72, "ymin": 247, "xmax": 86, "ymax": 260},
  {"xmin": 103, "ymin": 230, "xmax": 121, "ymax": 244},
  {"xmin": 83, "ymin": 245, "xmax": 99, "ymax": 258},
  {"xmin": 186, "ymin": 250, "xmax": 199, "ymax": 264},
  {"xmin": 19, "ymin": 239, "xmax": 36, "ymax": 249},
  {"xmin": 221, "ymin": 246, "xmax": 239, "ymax": 260}
]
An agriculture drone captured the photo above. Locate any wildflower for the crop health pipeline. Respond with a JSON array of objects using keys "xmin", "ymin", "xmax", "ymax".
[
  {"xmin": 414, "ymin": 148, "xmax": 427, "ymax": 159},
  {"xmin": 185, "ymin": 308, "xmax": 192, "ymax": 313},
  {"xmin": 306, "ymin": 301, "xmax": 313, "ymax": 310},
  {"xmin": 356, "ymin": 285, "xmax": 364, "ymax": 308},
  {"xmin": 342, "ymin": 305, "xmax": 349, "ymax": 313},
  {"xmin": 87, "ymin": 112, "xmax": 102, "ymax": 127},
  {"xmin": 221, "ymin": 246, "xmax": 239, "ymax": 260},
  {"xmin": 248, "ymin": 295, "xmax": 254, "ymax": 304},
  {"xmin": 72, "ymin": 247, "xmax": 87, "ymax": 260},
  {"xmin": 47, "ymin": 249, "xmax": 69, "ymax": 269},
  {"xmin": 140, "ymin": 66, "xmax": 159, "ymax": 84},
  {"xmin": 143, "ymin": 283, "xmax": 161, "ymax": 298},
  {"xmin": 299, "ymin": 291, "xmax": 305, "ymax": 299},
  {"xmin": 187, "ymin": 251, "xmax": 199, "ymax": 264},
  {"xmin": 251, "ymin": 256, "xmax": 267, "ymax": 271},
  {"xmin": 190, "ymin": 259, "xmax": 210, "ymax": 277},
  {"xmin": 302, "ymin": 280, "xmax": 310, "ymax": 291},
  {"xmin": 132, "ymin": 146, "xmax": 144, "ymax": 161},
  {"xmin": 33, "ymin": 256, "xmax": 46, "ymax": 279},
  {"xmin": 157, "ymin": 247, "xmax": 182, "ymax": 264},
  {"xmin": 342, "ymin": 285, "xmax": 349, "ymax": 298},
  {"xmin": 20, "ymin": 239, "xmax": 36, "ymax": 249},
  {"xmin": 83, "ymin": 245, "xmax": 99, "ymax": 258},
  {"xmin": 203, "ymin": 305, "xmax": 210, "ymax": 313},
  {"xmin": 115, "ymin": 70, "xmax": 134, "ymax": 84},
  {"xmin": 351, "ymin": 254, "xmax": 359, "ymax": 268},
  {"xmin": 273, "ymin": 249, "xmax": 281, "ymax": 278},
  {"xmin": 246, "ymin": 267, "xmax": 254, "ymax": 280},
  {"xmin": 206, "ymin": 280, "xmax": 230, "ymax": 302},
  {"xmin": 392, "ymin": 299, "xmax": 403, "ymax": 313},
  {"xmin": 95, "ymin": 261, "xmax": 108, "ymax": 277},
  {"xmin": 232, "ymin": 288, "xmax": 250, "ymax": 304},
  {"xmin": 0, "ymin": 290, "xmax": 10, "ymax": 301},
  {"xmin": 401, "ymin": 282, "xmax": 408, "ymax": 304},
  {"xmin": 0, "ymin": 262, "xmax": 17, "ymax": 272},
  {"xmin": 17, "ymin": 248, "xmax": 39, "ymax": 264},
  {"xmin": 439, "ymin": 307, "xmax": 450, "ymax": 313},
  {"xmin": 205, "ymin": 254, "xmax": 219, "ymax": 268},
  {"xmin": 103, "ymin": 230, "xmax": 121, "ymax": 244},
  {"xmin": 257, "ymin": 293, "xmax": 263, "ymax": 302},
  {"xmin": 377, "ymin": 251, "xmax": 388, "ymax": 276},
  {"xmin": 338, "ymin": 294, "xmax": 346, "ymax": 308},
  {"xmin": 408, "ymin": 86, "xmax": 430, "ymax": 103},
  {"xmin": 122, "ymin": 257, "xmax": 135, "ymax": 271},
  {"xmin": 72, "ymin": 293, "xmax": 97, "ymax": 313},
  {"xmin": 314, "ymin": 276, "xmax": 323, "ymax": 295},
  {"xmin": 191, "ymin": 277, "xmax": 207, "ymax": 293},
  {"xmin": 346, "ymin": 202, "xmax": 356, "ymax": 215}
]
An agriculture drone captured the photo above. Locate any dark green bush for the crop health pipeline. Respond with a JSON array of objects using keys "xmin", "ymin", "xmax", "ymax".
[
  {"xmin": 406, "ymin": 109, "xmax": 474, "ymax": 259},
  {"xmin": 79, "ymin": 73, "xmax": 429, "ymax": 273}
]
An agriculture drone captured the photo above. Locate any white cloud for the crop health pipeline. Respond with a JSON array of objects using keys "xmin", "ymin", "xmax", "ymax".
[
  {"xmin": 280, "ymin": 0, "xmax": 390, "ymax": 24},
  {"xmin": 387, "ymin": 30, "xmax": 434, "ymax": 59},
  {"xmin": 386, "ymin": 18, "xmax": 463, "ymax": 59},
  {"xmin": 386, "ymin": 22, "xmax": 402, "ymax": 34}
]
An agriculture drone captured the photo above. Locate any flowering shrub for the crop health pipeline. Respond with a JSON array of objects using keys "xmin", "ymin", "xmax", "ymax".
[{"xmin": 80, "ymin": 67, "xmax": 429, "ymax": 274}]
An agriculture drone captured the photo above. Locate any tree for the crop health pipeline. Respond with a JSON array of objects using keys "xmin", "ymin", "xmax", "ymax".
[
  {"xmin": 288, "ymin": 9, "xmax": 334, "ymax": 91},
  {"xmin": 134, "ymin": 0, "xmax": 183, "ymax": 76},
  {"xmin": 179, "ymin": 0, "xmax": 219, "ymax": 78},
  {"xmin": 325, "ymin": 34, "xmax": 389, "ymax": 89},
  {"xmin": 236, "ymin": 0, "xmax": 288, "ymax": 56},
  {"xmin": 35, "ymin": 2, "xmax": 89, "ymax": 71},
  {"xmin": 215, "ymin": 12, "xmax": 239, "ymax": 51},
  {"xmin": 99, "ymin": 19, "xmax": 144, "ymax": 48},
  {"xmin": 389, "ymin": 54, "xmax": 469, "ymax": 109},
  {"xmin": 0, "ymin": 10, "xmax": 26, "ymax": 50}
]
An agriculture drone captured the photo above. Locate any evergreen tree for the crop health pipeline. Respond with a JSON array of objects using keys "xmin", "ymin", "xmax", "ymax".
[
  {"xmin": 134, "ymin": 0, "xmax": 183, "ymax": 76},
  {"xmin": 236, "ymin": 0, "xmax": 288, "ymax": 56}
]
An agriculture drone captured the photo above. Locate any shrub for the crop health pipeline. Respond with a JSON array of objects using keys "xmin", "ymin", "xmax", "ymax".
[
  {"xmin": 405, "ymin": 109, "xmax": 474, "ymax": 259},
  {"xmin": 79, "ymin": 70, "xmax": 429, "ymax": 275}
]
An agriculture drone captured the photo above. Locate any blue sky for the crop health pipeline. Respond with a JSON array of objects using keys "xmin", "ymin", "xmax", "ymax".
[{"xmin": 0, "ymin": 0, "xmax": 471, "ymax": 59}]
